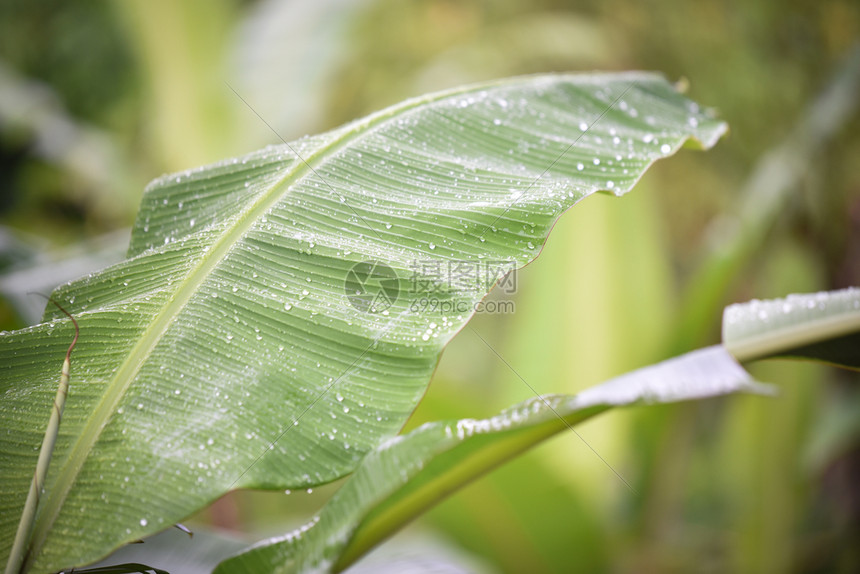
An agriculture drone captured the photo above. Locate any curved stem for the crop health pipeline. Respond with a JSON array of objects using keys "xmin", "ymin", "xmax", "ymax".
[{"xmin": 5, "ymin": 300, "xmax": 78, "ymax": 574}]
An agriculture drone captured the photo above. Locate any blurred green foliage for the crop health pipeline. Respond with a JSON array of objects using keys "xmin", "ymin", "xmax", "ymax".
[{"xmin": 1, "ymin": 0, "xmax": 859, "ymax": 572}]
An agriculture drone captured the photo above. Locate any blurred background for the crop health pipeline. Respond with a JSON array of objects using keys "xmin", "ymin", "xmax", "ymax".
[{"xmin": 1, "ymin": 0, "xmax": 859, "ymax": 572}]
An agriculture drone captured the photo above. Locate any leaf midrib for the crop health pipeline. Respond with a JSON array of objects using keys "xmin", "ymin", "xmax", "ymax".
[{"xmin": 25, "ymin": 73, "xmax": 583, "ymax": 567}]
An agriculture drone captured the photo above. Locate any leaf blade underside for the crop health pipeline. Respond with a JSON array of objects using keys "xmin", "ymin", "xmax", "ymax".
[{"xmin": 723, "ymin": 286, "xmax": 860, "ymax": 368}]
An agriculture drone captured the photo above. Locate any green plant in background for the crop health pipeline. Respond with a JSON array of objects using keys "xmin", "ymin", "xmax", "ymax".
[{"xmin": 2, "ymin": 1, "xmax": 859, "ymax": 573}]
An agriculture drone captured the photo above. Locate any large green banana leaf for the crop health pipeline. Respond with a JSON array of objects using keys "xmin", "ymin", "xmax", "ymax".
[{"xmin": 0, "ymin": 72, "xmax": 725, "ymax": 573}]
